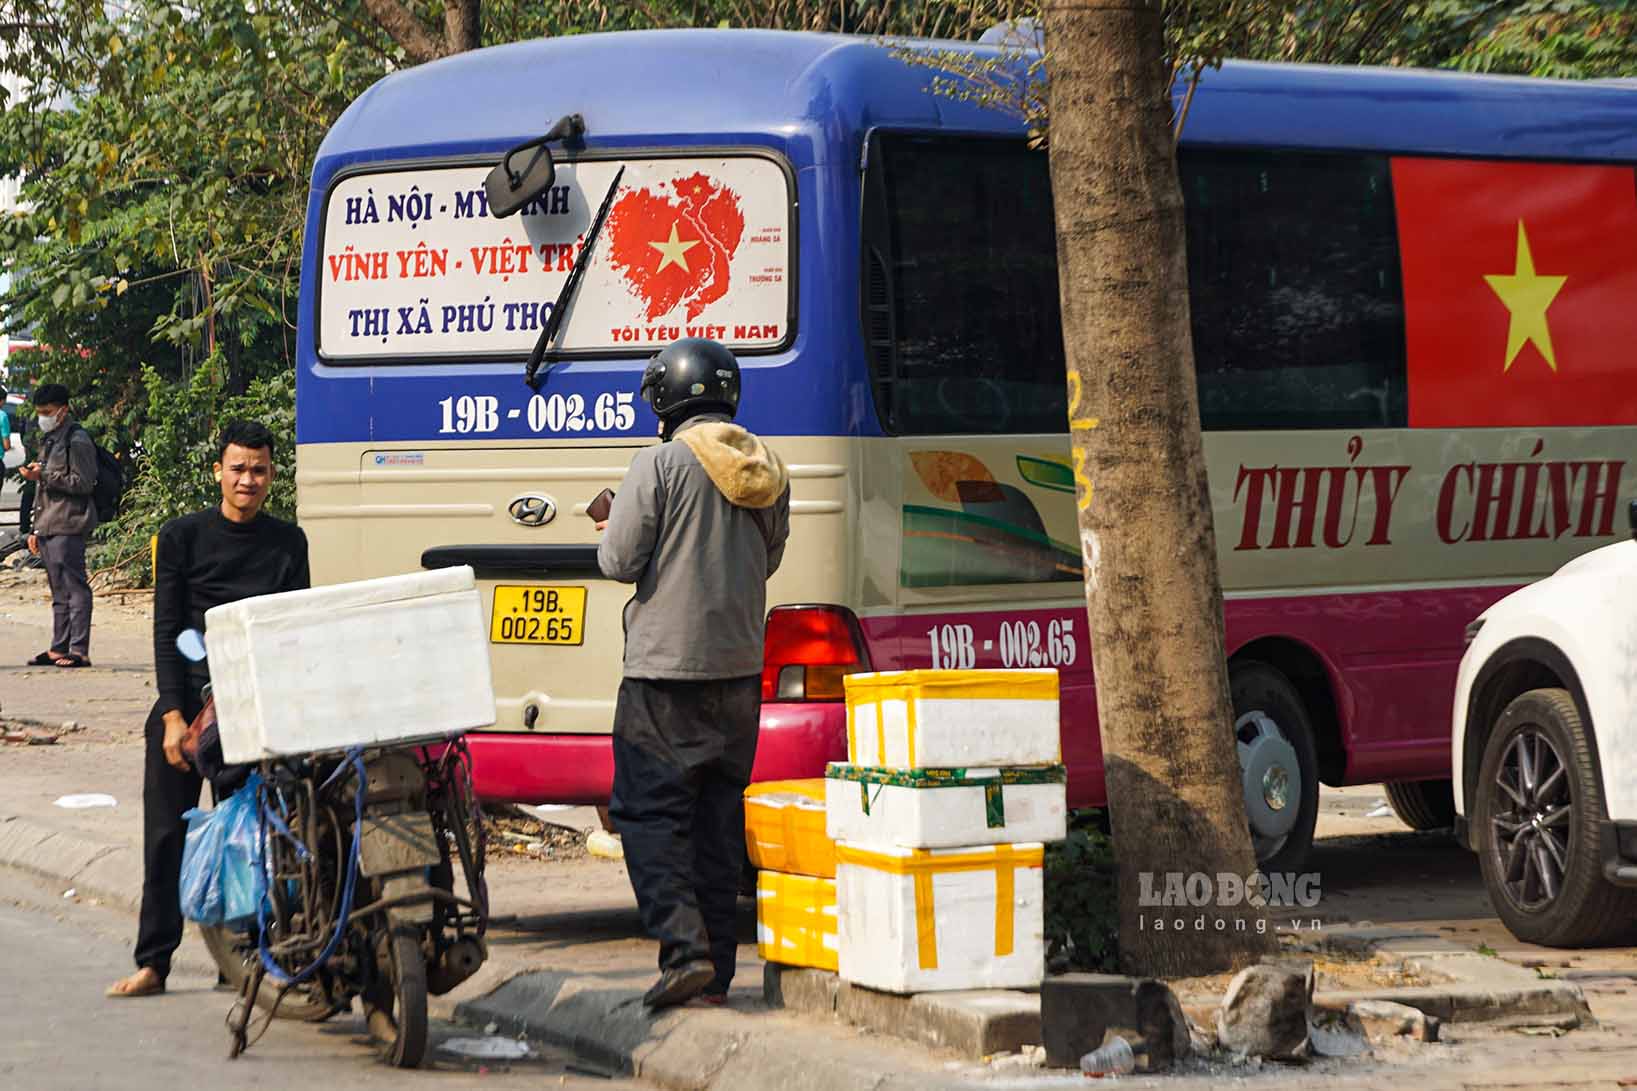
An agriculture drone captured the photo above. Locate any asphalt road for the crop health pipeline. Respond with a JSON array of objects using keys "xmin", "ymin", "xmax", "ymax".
[{"xmin": 0, "ymin": 869, "xmax": 643, "ymax": 1090}]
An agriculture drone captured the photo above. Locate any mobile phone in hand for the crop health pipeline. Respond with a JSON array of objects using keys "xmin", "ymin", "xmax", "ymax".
[{"xmin": 586, "ymin": 487, "xmax": 615, "ymax": 522}]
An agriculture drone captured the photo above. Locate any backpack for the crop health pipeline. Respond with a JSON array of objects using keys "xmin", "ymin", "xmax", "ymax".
[
  {"xmin": 90, "ymin": 441, "xmax": 124, "ymax": 523},
  {"xmin": 64, "ymin": 423, "xmax": 124, "ymax": 523}
]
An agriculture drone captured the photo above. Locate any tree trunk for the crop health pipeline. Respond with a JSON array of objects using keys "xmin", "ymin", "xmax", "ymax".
[{"xmin": 1041, "ymin": 0, "xmax": 1273, "ymax": 976}]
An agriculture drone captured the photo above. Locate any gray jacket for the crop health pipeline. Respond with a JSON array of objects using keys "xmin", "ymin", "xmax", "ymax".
[
  {"xmin": 598, "ymin": 414, "xmax": 791, "ymax": 680},
  {"xmin": 32, "ymin": 420, "xmax": 99, "ymax": 537}
]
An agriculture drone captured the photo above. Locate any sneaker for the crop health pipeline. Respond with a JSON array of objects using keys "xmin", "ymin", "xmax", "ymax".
[{"xmin": 642, "ymin": 960, "xmax": 715, "ymax": 1010}]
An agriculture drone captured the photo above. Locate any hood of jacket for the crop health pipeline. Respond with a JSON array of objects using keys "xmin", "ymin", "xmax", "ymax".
[{"xmin": 675, "ymin": 419, "xmax": 788, "ymax": 510}]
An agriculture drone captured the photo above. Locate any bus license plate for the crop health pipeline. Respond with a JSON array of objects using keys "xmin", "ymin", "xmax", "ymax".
[{"xmin": 490, "ymin": 585, "xmax": 587, "ymax": 646}]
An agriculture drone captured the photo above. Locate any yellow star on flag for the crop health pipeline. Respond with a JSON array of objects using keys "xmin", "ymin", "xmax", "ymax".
[
  {"xmin": 649, "ymin": 223, "xmax": 699, "ymax": 274},
  {"xmin": 1484, "ymin": 220, "xmax": 1568, "ymax": 372}
]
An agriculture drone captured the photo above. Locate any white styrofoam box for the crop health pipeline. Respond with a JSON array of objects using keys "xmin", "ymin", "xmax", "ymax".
[
  {"xmin": 844, "ymin": 669, "xmax": 1060, "ymax": 769},
  {"xmin": 836, "ymin": 840, "xmax": 1044, "ymax": 994},
  {"xmin": 825, "ymin": 763, "xmax": 1066, "ymax": 849},
  {"xmin": 205, "ymin": 566, "xmax": 495, "ymax": 762}
]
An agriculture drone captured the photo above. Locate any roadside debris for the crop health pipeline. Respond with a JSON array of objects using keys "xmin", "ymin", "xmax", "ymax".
[
  {"xmin": 437, "ymin": 1035, "xmax": 534, "ymax": 1060},
  {"xmin": 1216, "ymin": 962, "xmax": 1313, "ymax": 1061},
  {"xmin": 1080, "ymin": 1035, "xmax": 1136, "ymax": 1075},
  {"xmin": 1307, "ymin": 1010, "xmax": 1371, "ymax": 1057},
  {"xmin": 484, "ymin": 808, "xmax": 587, "ymax": 861},
  {"xmin": 53, "ymin": 793, "xmax": 117, "ymax": 808},
  {"xmin": 587, "ymin": 829, "xmax": 624, "ymax": 860},
  {"xmin": 1347, "ymin": 999, "xmax": 1440, "ymax": 1042}
]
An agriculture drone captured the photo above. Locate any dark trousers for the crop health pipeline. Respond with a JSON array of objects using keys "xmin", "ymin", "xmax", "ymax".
[
  {"xmin": 609, "ymin": 675, "xmax": 760, "ymax": 993},
  {"xmin": 39, "ymin": 532, "xmax": 91, "ymax": 657},
  {"xmin": 17, "ymin": 478, "xmax": 34, "ymax": 535},
  {"xmin": 135, "ymin": 695, "xmax": 205, "ymax": 978}
]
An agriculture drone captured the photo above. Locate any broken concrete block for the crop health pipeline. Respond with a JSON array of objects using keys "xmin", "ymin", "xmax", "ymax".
[
  {"xmin": 1349, "ymin": 999, "xmax": 1440, "ymax": 1042},
  {"xmin": 1040, "ymin": 973, "xmax": 1189, "ymax": 1072},
  {"xmin": 1216, "ymin": 963, "xmax": 1312, "ymax": 1060}
]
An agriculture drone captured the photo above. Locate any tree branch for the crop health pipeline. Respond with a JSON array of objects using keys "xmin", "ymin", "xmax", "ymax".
[{"xmin": 360, "ymin": 0, "xmax": 444, "ymax": 63}]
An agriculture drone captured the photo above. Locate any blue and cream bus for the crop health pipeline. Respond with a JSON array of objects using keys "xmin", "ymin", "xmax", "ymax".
[{"xmin": 297, "ymin": 29, "xmax": 1637, "ymax": 870}]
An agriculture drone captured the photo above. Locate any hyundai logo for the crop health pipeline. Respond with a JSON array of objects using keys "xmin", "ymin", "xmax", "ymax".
[{"xmin": 508, "ymin": 494, "xmax": 557, "ymax": 527}]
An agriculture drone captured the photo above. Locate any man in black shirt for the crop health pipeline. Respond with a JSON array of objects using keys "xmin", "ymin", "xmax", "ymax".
[{"xmin": 106, "ymin": 420, "xmax": 309, "ymax": 998}]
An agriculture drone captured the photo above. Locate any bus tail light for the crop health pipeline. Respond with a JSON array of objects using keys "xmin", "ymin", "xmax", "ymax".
[{"xmin": 762, "ymin": 605, "xmax": 872, "ymax": 702}]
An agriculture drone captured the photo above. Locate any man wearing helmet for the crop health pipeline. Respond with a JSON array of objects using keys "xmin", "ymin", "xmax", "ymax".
[{"xmin": 597, "ymin": 337, "xmax": 791, "ymax": 1010}]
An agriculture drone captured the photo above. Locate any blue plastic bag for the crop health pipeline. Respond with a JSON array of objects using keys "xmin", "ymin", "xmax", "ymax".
[
  {"xmin": 220, "ymin": 775, "xmax": 265, "ymax": 928},
  {"xmin": 178, "ymin": 773, "xmax": 264, "ymax": 929},
  {"xmin": 179, "ymin": 805, "xmax": 227, "ymax": 925}
]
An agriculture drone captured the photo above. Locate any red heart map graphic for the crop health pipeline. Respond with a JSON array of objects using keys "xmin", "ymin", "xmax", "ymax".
[{"xmin": 606, "ymin": 172, "xmax": 746, "ymax": 322}]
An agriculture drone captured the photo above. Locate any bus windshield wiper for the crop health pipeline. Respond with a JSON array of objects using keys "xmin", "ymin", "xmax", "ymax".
[{"xmin": 524, "ymin": 165, "xmax": 625, "ymax": 391}]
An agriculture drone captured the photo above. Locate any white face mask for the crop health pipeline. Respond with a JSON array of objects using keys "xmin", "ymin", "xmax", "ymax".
[{"xmin": 37, "ymin": 410, "xmax": 63, "ymax": 433}]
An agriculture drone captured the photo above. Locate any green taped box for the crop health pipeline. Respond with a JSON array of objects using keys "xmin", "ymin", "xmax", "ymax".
[{"xmin": 824, "ymin": 763, "xmax": 1067, "ymax": 850}]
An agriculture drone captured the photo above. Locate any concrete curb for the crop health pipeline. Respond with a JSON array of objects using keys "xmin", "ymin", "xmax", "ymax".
[
  {"xmin": 455, "ymin": 971, "xmax": 965, "ymax": 1091},
  {"xmin": 0, "ymin": 814, "xmax": 141, "ymax": 911},
  {"xmin": 765, "ymin": 964, "xmax": 1040, "ymax": 1059}
]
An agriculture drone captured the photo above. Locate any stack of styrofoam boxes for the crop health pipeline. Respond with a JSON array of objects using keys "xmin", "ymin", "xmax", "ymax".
[
  {"xmin": 744, "ymin": 779, "xmax": 840, "ymax": 972},
  {"xmin": 204, "ymin": 566, "xmax": 496, "ymax": 762},
  {"xmin": 827, "ymin": 669, "xmax": 1066, "ymax": 994}
]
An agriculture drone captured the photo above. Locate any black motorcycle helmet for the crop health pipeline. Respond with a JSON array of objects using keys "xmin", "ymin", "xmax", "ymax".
[{"xmin": 640, "ymin": 338, "xmax": 740, "ymax": 432}]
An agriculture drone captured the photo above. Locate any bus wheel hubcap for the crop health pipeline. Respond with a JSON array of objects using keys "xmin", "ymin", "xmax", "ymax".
[{"xmin": 1238, "ymin": 711, "xmax": 1301, "ymax": 857}]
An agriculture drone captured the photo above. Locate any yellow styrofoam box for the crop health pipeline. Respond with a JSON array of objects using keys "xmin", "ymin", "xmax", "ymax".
[
  {"xmin": 836, "ymin": 840, "xmax": 1045, "ymax": 994},
  {"xmin": 744, "ymin": 779, "xmax": 835, "ymax": 878},
  {"xmin": 843, "ymin": 669, "xmax": 1061, "ymax": 769},
  {"xmin": 756, "ymin": 870, "xmax": 838, "ymax": 972}
]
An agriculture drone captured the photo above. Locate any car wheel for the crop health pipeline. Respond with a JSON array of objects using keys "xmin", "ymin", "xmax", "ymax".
[
  {"xmin": 1231, "ymin": 662, "xmax": 1320, "ymax": 875},
  {"xmin": 1475, "ymin": 688, "xmax": 1637, "ymax": 947},
  {"xmin": 1384, "ymin": 779, "xmax": 1456, "ymax": 830}
]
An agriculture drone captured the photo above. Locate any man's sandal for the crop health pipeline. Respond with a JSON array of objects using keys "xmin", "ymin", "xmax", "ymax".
[
  {"xmin": 55, "ymin": 654, "xmax": 91, "ymax": 668},
  {"xmin": 106, "ymin": 971, "xmax": 165, "ymax": 998},
  {"xmin": 27, "ymin": 651, "xmax": 66, "ymax": 666}
]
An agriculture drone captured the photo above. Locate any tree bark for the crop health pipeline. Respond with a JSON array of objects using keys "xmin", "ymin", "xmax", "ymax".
[
  {"xmin": 1041, "ymin": 0, "xmax": 1273, "ymax": 976},
  {"xmin": 444, "ymin": 0, "xmax": 482, "ymax": 54}
]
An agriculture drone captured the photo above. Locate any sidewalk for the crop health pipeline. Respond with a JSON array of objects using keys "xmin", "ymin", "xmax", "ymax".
[{"xmin": 11, "ymin": 573, "xmax": 1637, "ymax": 1089}]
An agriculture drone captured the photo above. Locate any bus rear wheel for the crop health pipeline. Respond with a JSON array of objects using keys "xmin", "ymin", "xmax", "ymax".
[{"xmin": 1231, "ymin": 662, "xmax": 1320, "ymax": 875}]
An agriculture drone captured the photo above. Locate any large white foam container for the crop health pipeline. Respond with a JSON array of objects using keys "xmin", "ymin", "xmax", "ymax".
[
  {"xmin": 826, "ymin": 764, "xmax": 1067, "ymax": 849},
  {"xmin": 205, "ymin": 566, "xmax": 495, "ymax": 762},
  {"xmin": 836, "ymin": 841, "xmax": 1045, "ymax": 994},
  {"xmin": 844, "ymin": 669, "xmax": 1060, "ymax": 769}
]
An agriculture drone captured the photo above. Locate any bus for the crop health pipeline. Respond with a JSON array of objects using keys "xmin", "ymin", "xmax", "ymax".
[{"xmin": 295, "ymin": 29, "xmax": 1637, "ymax": 872}]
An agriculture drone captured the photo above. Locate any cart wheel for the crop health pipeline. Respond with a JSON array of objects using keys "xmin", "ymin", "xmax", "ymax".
[{"xmin": 369, "ymin": 927, "xmax": 429, "ymax": 1068}]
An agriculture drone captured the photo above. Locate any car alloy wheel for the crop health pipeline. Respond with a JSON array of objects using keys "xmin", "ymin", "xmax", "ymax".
[{"xmin": 1488, "ymin": 726, "xmax": 1573, "ymax": 913}]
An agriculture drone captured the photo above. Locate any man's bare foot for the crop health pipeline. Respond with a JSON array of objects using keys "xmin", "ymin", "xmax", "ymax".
[{"xmin": 106, "ymin": 967, "xmax": 165, "ymax": 998}]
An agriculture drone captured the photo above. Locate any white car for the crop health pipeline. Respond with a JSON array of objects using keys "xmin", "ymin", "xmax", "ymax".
[{"xmin": 1453, "ymin": 500, "xmax": 1637, "ymax": 946}]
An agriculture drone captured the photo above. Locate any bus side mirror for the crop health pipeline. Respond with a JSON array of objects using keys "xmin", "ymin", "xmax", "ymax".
[
  {"xmin": 485, "ymin": 113, "xmax": 585, "ymax": 219},
  {"xmin": 1629, "ymin": 497, "xmax": 1636, "ymax": 543}
]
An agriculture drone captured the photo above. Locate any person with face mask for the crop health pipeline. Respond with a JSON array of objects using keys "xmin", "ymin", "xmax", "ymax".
[{"xmin": 17, "ymin": 383, "xmax": 97, "ymax": 667}]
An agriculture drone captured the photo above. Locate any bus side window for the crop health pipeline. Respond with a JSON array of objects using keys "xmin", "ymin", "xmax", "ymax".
[{"xmin": 1179, "ymin": 148, "xmax": 1408, "ymax": 431}]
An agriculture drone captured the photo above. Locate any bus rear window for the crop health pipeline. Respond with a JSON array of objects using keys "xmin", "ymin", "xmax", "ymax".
[{"xmin": 317, "ymin": 155, "xmax": 793, "ymax": 362}]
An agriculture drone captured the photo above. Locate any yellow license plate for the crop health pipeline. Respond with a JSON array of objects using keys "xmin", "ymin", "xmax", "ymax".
[{"xmin": 490, "ymin": 585, "xmax": 588, "ymax": 646}]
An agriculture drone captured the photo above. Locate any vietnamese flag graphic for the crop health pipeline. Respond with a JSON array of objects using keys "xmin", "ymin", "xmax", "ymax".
[
  {"xmin": 1392, "ymin": 157, "xmax": 1637, "ymax": 427},
  {"xmin": 605, "ymin": 172, "xmax": 746, "ymax": 322}
]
